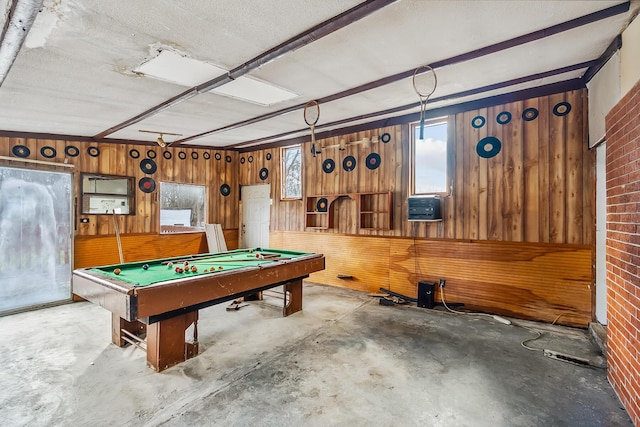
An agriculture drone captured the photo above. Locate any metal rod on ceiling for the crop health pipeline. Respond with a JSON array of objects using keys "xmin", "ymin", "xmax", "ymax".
[{"xmin": 0, "ymin": 0, "xmax": 44, "ymax": 87}]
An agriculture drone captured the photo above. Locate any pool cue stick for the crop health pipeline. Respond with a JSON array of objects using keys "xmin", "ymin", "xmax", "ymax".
[
  {"xmin": 160, "ymin": 250, "xmax": 252, "ymax": 265},
  {"xmin": 113, "ymin": 209, "xmax": 124, "ymax": 264},
  {"xmin": 195, "ymin": 258, "xmax": 292, "ymax": 264}
]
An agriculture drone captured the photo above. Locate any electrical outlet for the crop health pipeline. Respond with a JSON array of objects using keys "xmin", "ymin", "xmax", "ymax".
[{"xmin": 439, "ymin": 279, "xmax": 446, "ymax": 288}]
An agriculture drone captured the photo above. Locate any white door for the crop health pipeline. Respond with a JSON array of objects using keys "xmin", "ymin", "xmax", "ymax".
[
  {"xmin": 0, "ymin": 167, "xmax": 73, "ymax": 314},
  {"xmin": 241, "ymin": 184, "xmax": 271, "ymax": 248}
]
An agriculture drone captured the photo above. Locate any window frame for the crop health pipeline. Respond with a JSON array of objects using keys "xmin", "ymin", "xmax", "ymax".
[
  {"xmin": 410, "ymin": 117, "xmax": 452, "ymax": 197},
  {"xmin": 80, "ymin": 173, "xmax": 135, "ymax": 215},
  {"xmin": 280, "ymin": 144, "xmax": 303, "ymax": 201},
  {"xmin": 158, "ymin": 181, "xmax": 207, "ymax": 234}
]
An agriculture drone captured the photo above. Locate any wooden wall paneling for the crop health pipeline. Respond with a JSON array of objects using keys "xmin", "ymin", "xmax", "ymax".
[
  {"xmin": 507, "ymin": 100, "xmax": 525, "ymax": 241},
  {"xmin": 454, "ymin": 112, "xmax": 466, "ymax": 239},
  {"xmin": 548, "ymin": 92, "xmax": 567, "ymax": 243},
  {"xmin": 537, "ymin": 95, "xmax": 551, "ymax": 242},
  {"xmin": 486, "ymin": 107, "xmax": 503, "ymax": 240},
  {"xmin": 523, "ymin": 98, "xmax": 540, "ymax": 242},
  {"xmin": 465, "ymin": 110, "xmax": 480, "ymax": 240},
  {"xmin": 270, "ymin": 231, "xmax": 391, "ymax": 293},
  {"xmin": 271, "ymin": 230, "xmax": 592, "ymax": 327},
  {"xmin": 582, "ymin": 93, "xmax": 595, "ymax": 246},
  {"xmin": 443, "ymin": 119, "xmax": 455, "ymax": 239},
  {"xmin": 565, "ymin": 90, "xmax": 584, "ymax": 244},
  {"xmin": 476, "ymin": 109, "xmax": 489, "ymax": 240}
]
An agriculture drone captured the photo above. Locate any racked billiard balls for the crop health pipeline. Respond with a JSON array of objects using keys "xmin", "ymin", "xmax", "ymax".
[
  {"xmin": 113, "ymin": 268, "xmax": 121, "ymax": 275},
  {"xmin": 142, "ymin": 264, "xmax": 149, "ymax": 270}
]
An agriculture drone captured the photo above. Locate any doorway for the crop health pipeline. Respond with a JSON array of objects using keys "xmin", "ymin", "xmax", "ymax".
[
  {"xmin": 0, "ymin": 167, "xmax": 73, "ymax": 315},
  {"xmin": 240, "ymin": 184, "xmax": 271, "ymax": 248}
]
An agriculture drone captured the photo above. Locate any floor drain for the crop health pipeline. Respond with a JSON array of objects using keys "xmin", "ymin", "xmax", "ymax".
[{"xmin": 543, "ymin": 349, "xmax": 591, "ymax": 366}]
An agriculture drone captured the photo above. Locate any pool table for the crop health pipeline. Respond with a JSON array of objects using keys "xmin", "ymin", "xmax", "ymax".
[{"xmin": 72, "ymin": 248, "xmax": 325, "ymax": 371}]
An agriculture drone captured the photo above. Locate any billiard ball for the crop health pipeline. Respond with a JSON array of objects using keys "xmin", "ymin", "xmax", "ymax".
[
  {"xmin": 142, "ymin": 264, "xmax": 149, "ymax": 270},
  {"xmin": 203, "ymin": 268, "xmax": 208, "ymax": 273},
  {"xmin": 175, "ymin": 267, "xmax": 181, "ymax": 273},
  {"xmin": 114, "ymin": 268, "xmax": 121, "ymax": 275},
  {"xmin": 177, "ymin": 268, "xmax": 184, "ymax": 274},
  {"xmin": 167, "ymin": 262, "xmax": 174, "ymax": 268},
  {"xmin": 184, "ymin": 261, "xmax": 189, "ymax": 267},
  {"xmin": 218, "ymin": 266, "xmax": 223, "ymax": 270},
  {"xmin": 191, "ymin": 266, "xmax": 197, "ymax": 273},
  {"xmin": 249, "ymin": 249, "xmax": 254, "ymax": 253}
]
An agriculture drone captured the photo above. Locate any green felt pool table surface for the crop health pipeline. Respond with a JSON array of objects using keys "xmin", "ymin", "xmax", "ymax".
[{"xmin": 89, "ymin": 248, "xmax": 314, "ymax": 287}]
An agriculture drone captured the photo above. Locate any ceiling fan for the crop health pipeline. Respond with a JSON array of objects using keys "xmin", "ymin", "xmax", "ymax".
[{"xmin": 138, "ymin": 130, "xmax": 183, "ymax": 147}]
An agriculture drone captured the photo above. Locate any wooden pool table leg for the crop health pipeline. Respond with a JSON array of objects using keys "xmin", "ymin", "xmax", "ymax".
[
  {"xmin": 111, "ymin": 314, "xmax": 146, "ymax": 347},
  {"xmin": 146, "ymin": 311, "xmax": 199, "ymax": 372},
  {"xmin": 283, "ymin": 278, "xmax": 303, "ymax": 317}
]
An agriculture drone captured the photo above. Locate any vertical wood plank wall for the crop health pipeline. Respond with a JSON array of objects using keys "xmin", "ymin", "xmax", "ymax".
[
  {"xmin": 0, "ymin": 140, "xmax": 240, "ymax": 263},
  {"xmin": 240, "ymin": 89, "xmax": 593, "ymax": 245},
  {"xmin": 240, "ymin": 89, "xmax": 595, "ymax": 326}
]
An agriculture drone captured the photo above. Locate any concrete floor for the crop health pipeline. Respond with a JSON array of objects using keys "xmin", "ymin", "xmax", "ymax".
[{"xmin": 0, "ymin": 283, "xmax": 630, "ymax": 427}]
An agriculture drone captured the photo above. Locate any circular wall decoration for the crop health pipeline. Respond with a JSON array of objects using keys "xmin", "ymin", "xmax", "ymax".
[
  {"xmin": 140, "ymin": 158, "xmax": 157, "ymax": 174},
  {"xmin": 316, "ymin": 198, "xmax": 328, "ymax": 212},
  {"xmin": 87, "ymin": 147, "xmax": 100, "ymax": 157},
  {"xmin": 259, "ymin": 167, "xmax": 269, "ymax": 181},
  {"xmin": 12, "ymin": 145, "xmax": 30, "ymax": 158},
  {"xmin": 240, "ymin": 157, "xmax": 246, "ymax": 164},
  {"xmin": 322, "ymin": 158, "xmax": 335, "ymax": 174},
  {"xmin": 215, "ymin": 153, "xmax": 222, "ymax": 161},
  {"xmin": 163, "ymin": 150, "xmax": 172, "ymax": 160},
  {"xmin": 178, "ymin": 151, "xmax": 187, "ymax": 160},
  {"xmin": 553, "ymin": 102, "xmax": 572, "ymax": 117},
  {"xmin": 476, "ymin": 136, "xmax": 502, "ymax": 159},
  {"xmin": 65, "ymin": 146, "xmax": 79, "ymax": 157},
  {"xmin": 146, "ymin": 150, "xmax": 156, "ymax": 159},
  {"xmin": 40, "ymin": 146, "xmax": 56, "ymax": 159},
  {"xmin": 226, "ymin": 155, "xmax": 232, "ymax": 163},
  {"xmin": 343, "ymin": 155, "xmax": 357, "ymax": 172},
  {"xmin": 266, "ymin": 153, "xmax": 272, "ymax": 161},
  {"xmin": 248, "ymin": 155, "xmax": 254, "ymax": 163},
  {"xmin": 471, "ymin": 115, "xmax": 486, "ymax": 129},
  {"xmin": 366, "ymin": 153, "xmax": 381, "ymax": 170},
  {"xmin": 203, "ymin": 152, "xmax": 211, "ymax": 160},
  {"xmin": 191, "ymin": 152, "xmax": 198, "ymax": 160},
  {"xmin": 522, "ymin": 108, "xmax": 539, "ymax": 121},
  {"xmin": 129, "ymin": 149, "xmax": 140, "ymax": 159},
  {"xmin": 496, "ymin": 111, "xmax": 512, "ymax": 125},
  {"xmin": 138, "ymin": 177, "xmax": 156, "ymax": 193},
  {"xmin": 381, "ymin": 132, "xmax": 391, "ymax": 143},
  {"xmin": 220, "ymin": 184, "xmax": 231, "ymax": 197}
]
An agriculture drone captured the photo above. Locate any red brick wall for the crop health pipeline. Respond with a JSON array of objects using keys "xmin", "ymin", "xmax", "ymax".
[{"xmin": 605, "ymin": 78, "xmax": 640, "ymax": 425}]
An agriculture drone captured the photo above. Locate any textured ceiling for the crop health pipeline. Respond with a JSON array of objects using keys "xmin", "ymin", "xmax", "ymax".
[{"xmin": 0, "ymin": 0, "xmax": 637, "ymax": 149}]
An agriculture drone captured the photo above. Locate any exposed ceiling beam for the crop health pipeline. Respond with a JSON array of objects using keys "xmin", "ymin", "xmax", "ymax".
[
  {"xmin": 177, "ymin": 1, "xmax": 630, "ymax": 145},
  {"xmin": 231, "ymin": 60, "xmax": 596, "ymax": 148},
  {"xmin": 238, "ymin": 79, "xmax": 586, "ymax": 153},
  {"xmin": 94, "ymin": 0, "xmax": 399, "ymax": 139},
  {"xmin": 582, "ymin": 34, "xmax": 622, "ymax": 83},
  {"xmin": 0, "ymin": 0, "xmax": 44, "ymax": 87}
]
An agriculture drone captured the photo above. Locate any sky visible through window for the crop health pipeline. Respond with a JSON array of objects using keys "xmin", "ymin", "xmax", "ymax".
[{"xmin": 414, "ymin": 122, "xmax": 447, "ymax": 194}]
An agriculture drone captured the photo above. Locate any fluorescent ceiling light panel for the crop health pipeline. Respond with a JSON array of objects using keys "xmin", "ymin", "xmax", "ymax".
[
  {"xmin": 134, "ymin": 49, "xmax": 226, "ymax": 86},
  {"xmin": 210, "ymin": 76, "xmax": 298, "ymax": 106},
  {"xmin": 134, "ymin": 49, "xmax": 298, "ymax": 106}
]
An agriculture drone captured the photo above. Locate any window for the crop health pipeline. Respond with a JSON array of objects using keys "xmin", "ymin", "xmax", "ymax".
[
  {"xmin": 81, "ymin": 173, "xmax": 135, "ymax": 215},
  {"xmin": 159, "ymin": 182, "xmax": 206, "ymax": 234},
  {"xmin": 411, "ymin": 118, "xmax": 449, "ymax": 195},
  {"xmin": 281, "ymin": 145, "xmax": 302, "ymax": 200}
]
